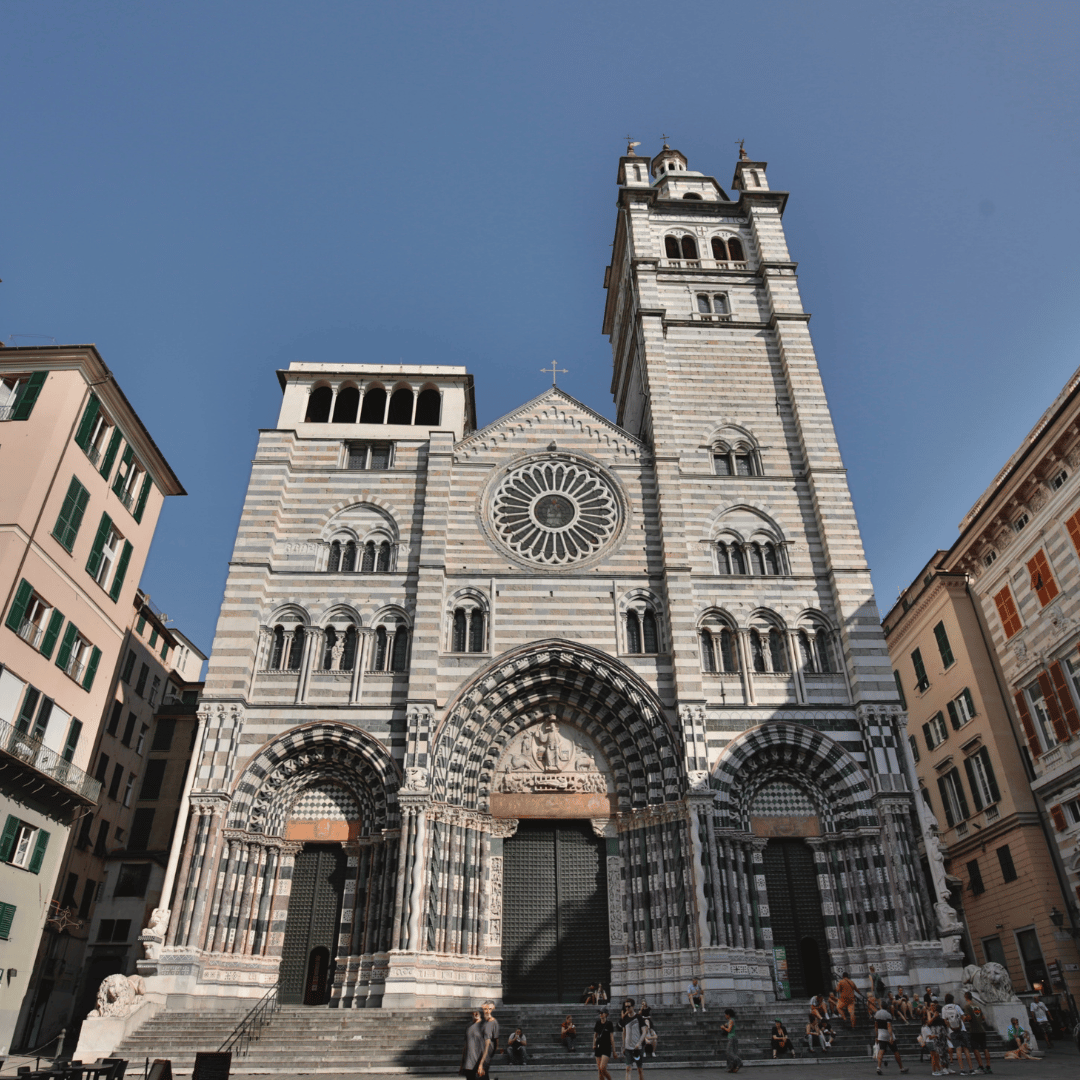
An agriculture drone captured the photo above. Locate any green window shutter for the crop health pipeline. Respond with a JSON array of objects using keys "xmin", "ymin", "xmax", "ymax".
[
  {"xmin": 964, "ymin": 757, "xmax": 984, "ymax": 812},
  {"xmin": 936, "ymin": 777, "xmax": 955, "ymax": 827},
  {"xmin": 963, "ymin": 687, "xmax": 976, "ymax": 718},
  {"xmin": 133, "ymin": 475, "xmax": 151, "ymax": 524},
  {"xmin": 5, "ymin": 579, "xmax": 33, "ymax": 633},
  {"xmin": 52, "ymin": 477, "xmax": 89, "ymax": 552},
  {"xmin": 113, "ymin": 446, "xmax": 134, "ymax": 495},
  {"xmin": 74, "ymin": 394, "xmax": 101, "ymax": 449},
  {"xmin": 55, "ymin": 623, "xmax": 78, "ymax": 671},
  {"xmin": 99, "ymin": 429, "xmax": 122, "ymax": 479},
  {"xmin": 63, "ymin": 718, "xmax": 82, "ymax": 763},
  {"xmin": 83, "ymin": 646, "xmax": 101, "ymax": 690},
  {"xmin": 0, "ymin": 902, "xmax": 15, "ymax": 939},
  {"xmin": 109, "ymin": 541, "xmax": 133, "ymax": 602},
  {"xmin": 0, "ymin": 816, "xmax": 19, "ymax": 862},
  {"xmin": 28, "ymin": 828, "xmax": 50, "ymax": 874},
  {"xmin": 953, "ymin": 769, "xmax": 970, "ymax": 820},
  {"xmin": 982, "ymin": 749, "xmax": 1001, "ymax": 803},
  {"xmin": 947, "ymin": 700, "xmax": 961, "ymax": 730},
  {"xmin": 922, "ymin": 721, "xmax": 933, "ymax": 751},
  {"xmin": 40, "ymin": 609, "xmax": 65, "ymax": 659},
  {"xmin": 933, "ymin": 621, "xmax": 954, "ymax": 667},
  {"xmin": 12, "ymin": 371, "xmax": 47, "ymax": 421},
  {"xmin": 86, "ymin": 513, "xmax": 112, "ymax": 578},
  {"xmin": 892, "ymin": 670, "xmax": 907, "ymax": 710}
]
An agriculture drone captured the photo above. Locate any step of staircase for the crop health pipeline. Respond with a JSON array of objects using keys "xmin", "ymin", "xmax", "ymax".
[{"xmin": 113, "ymin": 1002, "xmax": 1008, "ymax": 1075}]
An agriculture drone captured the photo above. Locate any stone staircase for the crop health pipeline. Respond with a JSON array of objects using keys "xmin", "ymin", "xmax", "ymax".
[{"xmin": 113, "ymin": 1001, "xmax": 1007, "ymax": 1075}]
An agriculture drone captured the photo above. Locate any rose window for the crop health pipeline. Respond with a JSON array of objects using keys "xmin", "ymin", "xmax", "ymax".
[{"xmin": 490, "ymin": 458, "xmax": 620, "ymax": 566}]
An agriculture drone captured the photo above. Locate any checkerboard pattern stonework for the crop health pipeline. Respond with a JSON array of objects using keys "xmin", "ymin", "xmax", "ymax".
[{"xmin": 145, "ymin": 146, "xmax": 957, "ymax": 1014}]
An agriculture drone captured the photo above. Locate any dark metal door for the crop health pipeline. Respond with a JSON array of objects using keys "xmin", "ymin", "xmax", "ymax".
[
  {"xmin": 502, "ymin": 821, "xmax": 609, "ymax": 1003},
  {"xmin": 762, "ymin": 839, "xmax": 830, "ymax": 998},
  {"xmin": 279, "ymin": 844, "xmax": 347, "ymax": 1004}
]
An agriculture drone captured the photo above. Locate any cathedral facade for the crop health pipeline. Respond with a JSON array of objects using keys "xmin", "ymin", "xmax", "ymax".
[{"xmin": 142, "ymin": 146, "xmax": 956, "ymax": 1011}]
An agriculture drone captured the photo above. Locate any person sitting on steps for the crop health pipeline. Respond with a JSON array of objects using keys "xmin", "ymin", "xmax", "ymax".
[
  {"xmin": 506, "ymin": 1027, "xmax": 527, "ymax": 1065},
  {"xmin": 561, "ymin": 1015, "xmax": 577, "ymax": 1052},
  {"xmin": 687, "ymin": 977, "xmax": 706, "ymax": 1013},
  {"xmin": 770, "ymin": 1019, "xmax": 795, "ymax": 1058}
]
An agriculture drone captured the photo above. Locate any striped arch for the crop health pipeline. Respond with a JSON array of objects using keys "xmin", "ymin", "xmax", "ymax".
[
  {"xmin": 430, "ymin": 638, "xmax": 681, "ymax": 810},
  {"xmin": 712, "ymin": 722, "xmax": 877, "ymax": 832},
  {"xmin": 229, "ymin": 722, "xmax": 400, "ymax": 836}
]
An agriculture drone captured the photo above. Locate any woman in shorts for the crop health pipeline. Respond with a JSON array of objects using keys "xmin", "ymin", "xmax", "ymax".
[{"xmin": 593, "ymin": 1008, "xmax": 615, "ymax": 1080}]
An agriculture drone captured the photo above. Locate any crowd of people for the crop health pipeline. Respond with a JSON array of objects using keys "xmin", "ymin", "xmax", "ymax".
[{"xmin": 459, "ymin": 971, "xmax": 1069, "ymax": 1077}]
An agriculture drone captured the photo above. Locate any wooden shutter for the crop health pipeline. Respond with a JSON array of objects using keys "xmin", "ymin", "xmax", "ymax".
[
  {"xmin": 133, "ymin": 475, "xmax": 151, "ymax": 524},
  {"xmin": 5, "ymin": 578, "xmax": 33, "ymax": 633},
  {"xmin": 0, "ymin": 902, "xmax": 14, "ymax": 939},
  {"xmin": 981, "ymin": 749, "xmax": 1001, "ymax": 803},
  {"xmin": 0, "ymin": 816, "xmax": 19, "ymax": 862},
  {"xmin": 1050, "ymin": 804, "xmax": 1067, "ymax": 831},
  {"xmin": 1037, "ymin": 671, "xmax": 1070, "ymax": 743},
  {"xmin": 83, "ymin": 646, "xmax": 101, "ymax": 690},
  {"xmin": 964, "ymin": 757, "xmax": 984, "ymax": 812},
  {"xmin": 85, "ymin": 513, "xmax": 112, "ymax": 577},
  {"xmin": 53, "ymin": 477, "xmax": 89, "ymax": 551},
  {"xmin": 947, "ymin": 700, "xmax": 961, "ymax": 729},
  {"xmin": 113, "ymin": 446, "xmax": 134, "ymax": 494},
  {"xmin": 100, "ymin": 428, "xmax": 122, "ymax": 478},
  {"xmin": 1048, "ymin": 661, "xmax": 1080, "ymax": 734},
  {"xmin": 1066, "ymin": 509, "xmax": 1080, "ymax": 557},
  {"xmin": 28, "ymin": 828, "xmax": 50, "ymax": 874},
  {"xmin": 993, "ymin": 585, "xmax": 1023, "ymax": 639},
  {"xmin": 952, "ymin": 769, "xmax": 970, "ymax": 820},
  {"xmin": 109, "ymin": 541, "xmax": 133, "ymax": 602},
  {"xmin": 12, "ymin": 371, "xmax": 47, "ymax": 420},
  {"xmin": 922, "ymin": 721, "xmax": 934, "ymax": 751},
  {"xmin": 40, "ymin": 609, "xmax": 65, "ymax": 660},
  {"xmin": 55, "ymin": 623, "xmax": 77, "ymax": 671},
  {"xmin": 74, "ymin": 394, "xmax": 100, "ymax": 448},
  {"xmin": 1013, "ymin": 689, "xmax": 1042, "ymax": 758},
  {"xmin": 1027, "ymin": 550, "xmax": 1060, "ymax": 606},
  {"xmin": 63, "ymin": 718, "xmax": 82, "ymax": 762},
  {"xmin": 934, "ymin": 621, "xmax": 954, "ymax": 667},
  {"xmin": 936, "ymin": 777, "xmax": 955, "ymax": 827}
]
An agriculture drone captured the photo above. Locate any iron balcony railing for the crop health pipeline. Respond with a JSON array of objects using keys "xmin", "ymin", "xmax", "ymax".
[
  {"xmin": 0, "ymin": 715, "xmax": 102, "ymax": 803},
  {"xmin": 0, "ymin": 405, "xmax": 15, "ymax": 422}
]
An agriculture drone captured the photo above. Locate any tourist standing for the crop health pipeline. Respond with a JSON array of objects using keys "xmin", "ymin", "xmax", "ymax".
[
  {"xmin": 962, "ymin": 992, "xmax": 991, "ymax": 1074},
  {"xmin": 593, "ymin": 1008, "xmax": 615, "ymax": 1080},
  {"xmin": 722, "ymin": 1009, "xmax": 743, "ymax": 1073},
  {"xmin": 874, "ymin": 1004, "xmax": 908, "ymax": 1075},
  {"xmin": 941, "ymin": 993, "xmax": 975, "ymax": 1074},
  {"xmin": 1029, "ymin": 994, "xmax": 1054, "ymax": 1049},
  {"xmin": 480, "ymin": 1001, "xmax": 500, "ymax": 1072},
  {"xmin": 619, "ymin": 998, "xmax": 645, "ymax": 1080},
  {"xmin": 461, "ymin": 1010, "xmax": 491, "ymax": 1080}
]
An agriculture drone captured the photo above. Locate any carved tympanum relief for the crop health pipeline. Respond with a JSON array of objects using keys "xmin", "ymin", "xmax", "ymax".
[{"xmin": 494, "ymin": 716, "xmax": 612, "ymax": 794}]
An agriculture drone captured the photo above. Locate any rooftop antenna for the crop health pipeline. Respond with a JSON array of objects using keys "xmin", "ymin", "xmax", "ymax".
[{"xmin": 541, "ymin": 361, "xmax": 568, "ymax": 386}]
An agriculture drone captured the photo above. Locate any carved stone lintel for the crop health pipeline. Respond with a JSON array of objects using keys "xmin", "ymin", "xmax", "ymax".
[{"xmin": 494, "ymin": 716, "xmax": 613, "ymax": 795}]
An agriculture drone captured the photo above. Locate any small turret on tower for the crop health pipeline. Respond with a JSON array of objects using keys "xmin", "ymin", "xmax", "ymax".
[
  {"xmin": 651, "ymin": 142, "xmax": 688, "ymax": 178},
  {"xmin": 616, "ymin": 139, "xmax": 650, "ymax": 187},
  {"xmin": 732, "ymin": 145, "xmax": 770, "ymax": 192}
]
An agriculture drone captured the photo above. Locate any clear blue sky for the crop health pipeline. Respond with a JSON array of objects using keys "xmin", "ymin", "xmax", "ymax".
[{"xmin": 3, "ymin": 2, "xmax": 1079, "ymax": 656}]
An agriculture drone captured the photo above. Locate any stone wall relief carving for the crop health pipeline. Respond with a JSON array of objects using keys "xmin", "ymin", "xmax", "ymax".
[{"xmin": 494, "ymin": 716, "xmax": 613, "ymax": 795}]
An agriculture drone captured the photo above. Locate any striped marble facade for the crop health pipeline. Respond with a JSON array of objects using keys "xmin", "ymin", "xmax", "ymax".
[{"xmin": 140, "ymin": 146, "xmax": 957, "ymax": 1012}]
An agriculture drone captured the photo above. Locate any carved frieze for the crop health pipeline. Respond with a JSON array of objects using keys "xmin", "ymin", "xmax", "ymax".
[{"xmin": 493, "ymin": 717, "xmax": 612, "ymax": 795}]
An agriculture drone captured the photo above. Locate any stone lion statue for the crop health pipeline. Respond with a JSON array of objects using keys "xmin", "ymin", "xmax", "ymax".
[
  {"xmin": 962, "ymin": 962, "xmax": 1018, "ymax": 1003},
  {"xmin": 87, "ymin": 973, "xmax": 146, "ymax": 1018}
]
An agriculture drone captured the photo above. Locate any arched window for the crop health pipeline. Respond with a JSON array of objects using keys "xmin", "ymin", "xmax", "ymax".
[
  {"xmin": 625, "ymin": 605, "xmax": 660, "ymax": 654},
  {"xmin": 374, "ymin": 626, "xmax": 387, "ymax": 670},
  {"xmin": 682, "ymin": 192, "xmax": 702, "ymax": 200},
  {"xmin": 361, "ymin": 541, "xmax": 376, "ymax": 573},
  {"xmin": 700, "ymin": 629, "xmax": 717, "ymax": 672},
  {"xmin": 450, "ymin": 601, "xmax": 486, "ymax": 653},
  {"xmin": 730, "ymin": 544, "xmax": 747, "ymax": 575},
  {"xmin": 751, "ymin": 630, "xmax": 766, "ymax": 673},
  {"xmin": 763, "ymin": 543, "xmax": 779, "ymax": 575},
  {"xmin": 711, "ymin": 237, "xmax": 728, "ymax": 260},
  {"xmin": 452, "ymin": 610, "xmax": 467, "ymax": 652},
  {"xmin": 376, "ymin": 541, "xmax": 392, "ymax": 572},
  {"xmin": 720, "ymin": 628, "xmax": 739, "ymax": 672},
  {"xmin": 750, "ymin": 543, "xmax": 766, "ymax": 576},
  {"xmin": 713, "ymin": 444, "xmax": 760, "ymax": 477},
  {"xmin": 469, "ymin": 610, "xmax": 484, "ymax": 651},
  {"xmin": 728, "ymin": 237, "xmax": 746, "ymax": 261},
  {"xmin": 332, "ymin": 387, "xmax": 360, "ymax": 424},
  {"xmin": 816, "ymin": 633, "xmax": 833, "ymax": 673},
  {"xmin": 716, "ymin": 541, "xmax": 730, "ymax": 574},
  {"xmin": 798, "ymin": 631, "xmax": 815, "ymax": 674},
  {"xmin": 270, "ymin": 625, "xmax": 285, "ymax": 669},
  {"xmin": 342, "ymin": 626, "xmax": 358, "ymax": 671},
  {"xmin": 287, "ymin": 626, "xmax": 305, "ymax": 670},
  {"xmin": 769, "ymin": 628, "xmax": 789, "ymax": 673},
  {"xmin": 387, "ymin": 388, "xmax": 413, "ymax": 425},
  {"xmin": 341, "ymin": 540, "xmax": 357, "ymax": 573},
  {"xmin": 799, "ymin": 619, "xmax": 835, "ymax": 674},
  {"xmin": 415, "ymin": 388, "xmax": 441, "ymax": 425},
  {"xmin": 391, "ymin": 628, "xmax": 409, "ymax": 671},
  {"xmin": 305, "ymin": 386, "xmax": 332, "ymax": 423},
  {"xmin": 359, "ymin": 387, "xmax": 386, "ymax": 423},
  {"xmin": 680, "ymin": 236, "xmax": 698, "ymax": 260},
  {"xmin": 328, "ymin": 541, "xmax": 341, "ymax": 572},
  {"xmin": 664, "ymin": 236, "xmax": 681, "ymax": 259}
]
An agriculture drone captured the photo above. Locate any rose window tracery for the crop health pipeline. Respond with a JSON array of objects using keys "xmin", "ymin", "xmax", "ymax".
[{"xmin": 489, "ymin": 458, "xmax": 621, "ymax": 566}]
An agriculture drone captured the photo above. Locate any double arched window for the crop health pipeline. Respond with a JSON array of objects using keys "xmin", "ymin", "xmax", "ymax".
[
  {"xmin": 700, "ymin": 613, "xmax": 739, "ymax": 673},
  {"xmin": 451, "ymin": 608, "xmax": 486, "ymax": 653},
  {"xmin": 320, "ymin": 625, "xmax": 359, "ymax": 671},
  {"xmin": 622, "ymin": 596, "xmax": 662, "ymax": 655},
  {"xmin": 327, "ymin": 536, "xmax": 394, "ymax": 573},
  {"xmin": 712, "ymin": 443, "xmax": 760, "ymax": 476},
  {"xmin": 710, "ymin": 236, "xmax": 746, "ymax": 263},
  {"xmin": 750, "ymin": 625, "xmax": 790, "ymax": 673},
  {"xmin": 269, "ymin": 624, "xmax": 306, "ymax": 671},
  {"xmin": 797, "ymin": 616, "xmax": 836, "ymax": 674},
  {"xmin": 371, "ymin": 621, "xmax": 410, "ymax": 672},
  {"xmin": 664, "ymin": 235, "xmax": 699, "ymax": 263},
  {"xmin": 716, "ymin": 539, "xmax": 784, "ymax": 576},
  {"xmin": 305, "ymin": 382, "xmax": 442, "ymax": 426}
]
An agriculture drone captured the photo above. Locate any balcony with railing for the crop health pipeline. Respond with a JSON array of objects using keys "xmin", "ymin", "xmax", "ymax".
[
  {"xmin": 0, "ymin": 715, "xmax": 102, "ymax": 807},
  {"xmin": 18, "ymin": 618, "xmax": 46, "ymax": 650},
  {"xmin": 0, "ymin": 404, "xmax": 15, "ymax": 422}
]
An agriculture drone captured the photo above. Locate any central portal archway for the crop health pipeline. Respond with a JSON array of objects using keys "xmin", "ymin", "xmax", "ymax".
[{"xmin": 502, "ymin": 821, "xmax": 609, "ymax": 1003}]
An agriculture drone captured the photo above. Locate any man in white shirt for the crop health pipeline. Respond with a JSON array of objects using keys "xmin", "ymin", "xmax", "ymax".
[
  {"xmin": 686, "ymin": 977, "xmax": 706, "ymax": 1013},
  {"xmin": 941, "ymin": 993, "xmax": 974, "ymax": 1074},
  {"xmin": 1028, "ymin": 995, "xmax": 1053, "ymax": 1049}
]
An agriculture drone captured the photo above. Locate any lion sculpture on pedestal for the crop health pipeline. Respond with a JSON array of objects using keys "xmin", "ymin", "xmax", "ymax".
[
  {"xmin": 87, "ymin": 973, "xmax": 146, "ymax": 1018},
  {"xmin": 962, "ymin": 962, "xmax": 1018, "ymax": 1003}
]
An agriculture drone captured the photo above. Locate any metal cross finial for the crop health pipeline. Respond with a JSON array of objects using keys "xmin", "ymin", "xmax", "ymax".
[
  {"xmin": 541, "ymin": 361, "xmax": 568, "ymax": 386},
  {"xmin": 736, "ymin": 138, "xmax": 748, "ymax": 161},
  {"xmin": 660, "ymin": 133, "xmax": 670, "ymax": 147}
]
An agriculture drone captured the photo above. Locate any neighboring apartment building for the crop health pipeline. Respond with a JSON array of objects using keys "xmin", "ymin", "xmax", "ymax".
[
  {"xmin": 16, "ymin": 591, "xmax": 204, "ymax": 1051},
  {"xmin": 0, "ymin": 347, "xmax": 184, "ymax": 1055},
  {"xmin": 941, "ymin": 363, "xmax": 1080, "ymax": 1005},
  {"xmin": 883, "ymin": 553, "xmax": 1077, "ymax": 1006}
]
